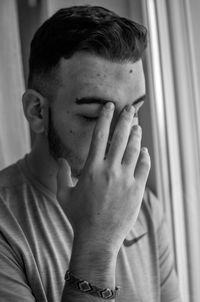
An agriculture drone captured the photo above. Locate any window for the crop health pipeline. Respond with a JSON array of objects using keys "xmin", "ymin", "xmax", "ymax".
[{"xmin": 142, "ymin": 0, "xmax": 200, "ymax": 301}]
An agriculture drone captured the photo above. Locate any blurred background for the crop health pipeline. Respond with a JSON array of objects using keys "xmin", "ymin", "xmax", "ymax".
[{"xmin": 0, "ymin": 0, "xmax": 200, "ymax": 301}]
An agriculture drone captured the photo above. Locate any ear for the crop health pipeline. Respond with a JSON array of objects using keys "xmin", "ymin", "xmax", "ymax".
[{"xmin": 22, "ymin": 89, "xmax": 49, "ymax": 134}]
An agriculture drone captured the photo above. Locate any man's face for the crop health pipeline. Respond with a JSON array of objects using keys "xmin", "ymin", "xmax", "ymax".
[{"xmin": 48, "ymin": 52, "xmax": 146, "ymax": 178}]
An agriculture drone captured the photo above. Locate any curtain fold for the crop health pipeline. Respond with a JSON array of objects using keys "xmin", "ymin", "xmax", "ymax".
[
  {"xmin": 0, "ymin": 0, "xmax": 30, "ymax": 170},
  {"xmin": 166, "ymin": 1, "xmax": 200, "ymax": 301},
  {"xmin": 142, "ymin": 0, "xmax": 200, "ymax": 301}
]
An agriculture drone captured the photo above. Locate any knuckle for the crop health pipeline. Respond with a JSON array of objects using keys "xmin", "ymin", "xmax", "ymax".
[
  {"xmin": 123, "ymin": 150, "xmax": 132, "ymax": 163},
  {"xmin": 112, "ymin": 129, "xmax": 124, "ymax": 144},
  {"xmin": 95, "ymin": 130, "xmax": 105, "ymax": 141},
  {"xmin": 132, "ymin": 145, "xmax": 140, "ymax": 155},
  {"xmin": 104, "ymin": 167, "xmax": 119, "ymax": 182},
  {"xmin": 114, "ymin": 131, "xmax": 124, "ymax": 143}
]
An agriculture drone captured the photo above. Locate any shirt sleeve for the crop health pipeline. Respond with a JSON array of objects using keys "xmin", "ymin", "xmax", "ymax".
[
  {"xmin": 0, "ymin": 233, "xmax": 36, "ymax": 302},
  {"xmin": 147, "ymin": 190, "xmax": 182, "ymax": 302}
]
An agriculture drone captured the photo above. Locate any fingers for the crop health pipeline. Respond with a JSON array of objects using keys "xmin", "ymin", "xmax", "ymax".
[
  {"xmin": 57, "ymin": 158, "xmax": 73, "ymax": 210},
  {"xmin": 107, "ymin": 105, "xmax": 135, "ymax": 165},
  {"xmin": 84, "ymin": 102, "xmax": 115, "ymax": 167},
  {"xmin": 134, "ymin": 148, "xmax": 151, "ymax": 184},
  {"xmin": 121, "ymin": 125, "xmax": 142, "ymax": 170},
  {"xmin": 83, "ymin": 100, "xmax": 149, "ymax": 190}
]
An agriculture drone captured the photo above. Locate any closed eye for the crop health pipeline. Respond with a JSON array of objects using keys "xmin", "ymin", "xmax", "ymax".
[{"xmin": 81, "ymin": 116, "xmax": 98, "ymax": 122}]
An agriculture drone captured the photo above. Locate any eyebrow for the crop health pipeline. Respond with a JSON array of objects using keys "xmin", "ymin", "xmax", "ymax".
[{"xmin": 75, "ymin": 94, "xmax": 146, "ymax": 107}]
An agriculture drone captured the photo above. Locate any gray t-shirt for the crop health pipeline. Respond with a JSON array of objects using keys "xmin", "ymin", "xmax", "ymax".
[{"xmin": 0, "ymin": 156, "xmax": 181, "ymax": 302}]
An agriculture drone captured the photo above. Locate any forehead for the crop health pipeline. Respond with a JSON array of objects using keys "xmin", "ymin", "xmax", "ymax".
[{"xmin": 58, "ymin": 52, "xmax": 145, "ymax": 101}]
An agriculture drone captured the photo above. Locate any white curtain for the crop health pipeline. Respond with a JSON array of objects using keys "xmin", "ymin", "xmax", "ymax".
[
  {"xmin": 0, "ymin": 0, "xmax": 30, "ymax": 170},
  {"xmin": 142, "ymin": 0, "xmax": 200, "ymax": 301}
]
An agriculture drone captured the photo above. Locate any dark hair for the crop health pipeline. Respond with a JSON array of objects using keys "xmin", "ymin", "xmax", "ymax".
[{"xmin": 28, "ymin": 5, "xmax": 148, "ymax": 98}]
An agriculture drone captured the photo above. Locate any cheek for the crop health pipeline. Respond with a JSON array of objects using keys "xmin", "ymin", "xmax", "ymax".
[
  {"xmin": 56, "ymin": 114, "xmax": 94, "ymax": 145},
  {"xmin": 71, "ymin": 123, "xmax": 95, "ymax": 146},
  {"xmin": 70, "ymin": 123, "xmax": 96, "ymax": 157}
]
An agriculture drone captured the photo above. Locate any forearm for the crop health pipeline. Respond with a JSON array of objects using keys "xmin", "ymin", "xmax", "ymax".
[{"xmin": 61, "ymin": 239, "xmax": 118, "ymax": 302}]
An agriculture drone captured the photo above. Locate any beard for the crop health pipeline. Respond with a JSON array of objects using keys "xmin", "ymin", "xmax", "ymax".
[{"xmin": 47, "ymin": 108, "xmax": 83, "ymax": 178}]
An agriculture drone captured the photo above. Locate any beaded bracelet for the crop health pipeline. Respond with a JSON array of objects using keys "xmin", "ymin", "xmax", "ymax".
[{"xmin": 65, "ymin": 270, "xmax": 120, "ymax": 300}]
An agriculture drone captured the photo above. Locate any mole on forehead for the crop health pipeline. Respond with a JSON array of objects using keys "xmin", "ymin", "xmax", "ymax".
[{"xmin": 66, "ymin": 63, "xmax": 137, "ymax": 83}]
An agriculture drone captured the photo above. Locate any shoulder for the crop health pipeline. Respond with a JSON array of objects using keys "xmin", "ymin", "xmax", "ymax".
[
  {"xmin": 0, "ymin": 160, "xmax": 25, "ymax": 189},
  {"xmin": 0, "ymin": 162, "xmax": 33, "ymax": 260},
  {"xmin": 0, "ymin": 158, "xmax": 30, "ymax": 212}
]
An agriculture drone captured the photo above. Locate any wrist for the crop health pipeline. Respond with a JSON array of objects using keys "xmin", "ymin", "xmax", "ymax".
[
  {"xmin": 73, "ymin": 229, "xmax": 120, "ymax": 257},
  {"xmin": 70, "ymin": 237, "xmax": 118, "ymax": 289}
]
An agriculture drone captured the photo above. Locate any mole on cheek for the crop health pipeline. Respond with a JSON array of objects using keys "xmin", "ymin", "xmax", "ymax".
[
  {"xmin": 129, "ymin": 69, "xmax": 133, "ymax": 74},
  {"xmin": 70, "ymin": 129, "xmax": 73, "ymax": 134}
]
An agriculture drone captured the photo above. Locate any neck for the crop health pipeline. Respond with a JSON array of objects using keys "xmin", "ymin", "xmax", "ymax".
[{"xmin": 26, "ymin": 136, "xmax": 77, "ymax": 195}]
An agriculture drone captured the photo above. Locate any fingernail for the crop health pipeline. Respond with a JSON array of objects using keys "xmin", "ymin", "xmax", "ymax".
[
  {"xmin": 125, "ymin": 105, "xmax": 135, "ymax": 113},
  {"xmin": 141, "ymin": 147, "xmax": 149, "ymax": 154},
  {"xmin": 132, "ymin": 124, "xmax": 141, "ymax": 132},
  {"xmin": 105, "ymin": 102, "xmax": 114, "ymax": 110}
]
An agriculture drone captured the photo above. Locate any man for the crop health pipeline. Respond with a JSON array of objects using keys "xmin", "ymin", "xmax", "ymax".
[{"xmin": 0, "ymin": 5, "xmax": 181, "ymax": 302}]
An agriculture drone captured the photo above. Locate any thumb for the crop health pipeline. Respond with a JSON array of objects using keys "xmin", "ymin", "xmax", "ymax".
[{"xmin": 57, "ymin": 158, "xmax": 73, "ymax": 210}]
